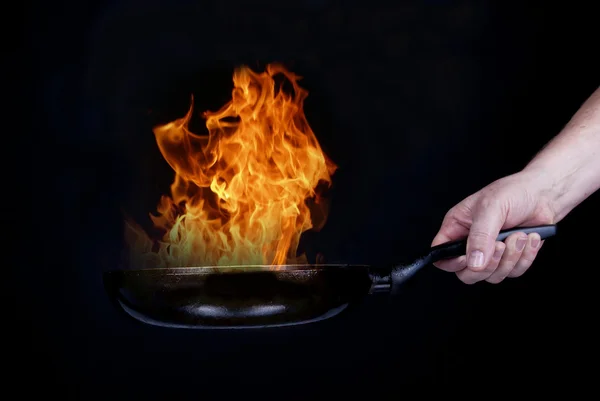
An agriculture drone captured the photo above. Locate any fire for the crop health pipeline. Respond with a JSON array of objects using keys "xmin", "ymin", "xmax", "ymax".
[{"xmin": 125, "ymin": 64, "xmax": 337, "ymax": 269}]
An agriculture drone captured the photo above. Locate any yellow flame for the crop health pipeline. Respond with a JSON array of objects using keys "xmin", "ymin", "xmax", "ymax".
[{"xmin": 125, "ymin": 64, "xmax": 337, "ymax": 269}]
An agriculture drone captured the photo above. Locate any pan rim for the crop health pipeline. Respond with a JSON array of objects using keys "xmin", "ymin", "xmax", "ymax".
[{"xmin": 105, "ymin": 264, "xmax": 372, "ymax": 275}]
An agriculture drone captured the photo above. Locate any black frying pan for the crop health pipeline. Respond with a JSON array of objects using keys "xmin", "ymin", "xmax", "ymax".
[{"xmin": 104, "ymin": 225, "xmax": 557, "ymax": 329}]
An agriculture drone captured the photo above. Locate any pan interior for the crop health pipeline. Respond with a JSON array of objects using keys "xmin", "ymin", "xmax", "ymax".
[{"xmin": 104, "ymin": 264, "xmax": 373, "ymax": 329}]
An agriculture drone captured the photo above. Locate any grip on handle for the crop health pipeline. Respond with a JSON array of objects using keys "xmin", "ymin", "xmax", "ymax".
[{"xmin": 428, "ymin": 224, "xmax": 557, "ymax": 263}]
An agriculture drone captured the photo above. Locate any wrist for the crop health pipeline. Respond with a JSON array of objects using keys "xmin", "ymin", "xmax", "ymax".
[
  {"xmin": 522, "ymin": 153, "xmax": 600, "ymax": 222},
  {"xmin": 519, "ymin": 87, "xmax": 600, "ymax": 222},
  {"xmin": 519, "ymin": 165, "xmax": 564, "ymax": 221}
]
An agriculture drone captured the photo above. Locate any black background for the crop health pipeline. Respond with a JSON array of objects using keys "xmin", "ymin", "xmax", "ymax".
[{"xmin": 17, "ymin": 0, "xmax": 599, "ymax": 398}]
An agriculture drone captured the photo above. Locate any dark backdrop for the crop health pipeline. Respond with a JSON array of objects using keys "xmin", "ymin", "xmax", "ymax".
[{"xmin": 19, "ymin": 0, "xmax": 599, "ymax": 398}]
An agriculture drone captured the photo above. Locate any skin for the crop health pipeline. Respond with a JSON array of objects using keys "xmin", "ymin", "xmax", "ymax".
[{"xmin": 432, "ymin": 86, "xmax": 600, "ymax": 284}]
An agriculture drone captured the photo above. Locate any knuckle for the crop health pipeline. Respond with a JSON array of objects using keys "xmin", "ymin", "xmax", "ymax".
[
  {"xmin": 457, "ymin": 271, "xmax": 478, "ymax": 285},
  {"xmin": 484, "ymin": 263, "xmax": 499, "ymax": 274},
  {"xmin": 486, "ymin": 275, "xmax": 503, "ymax": 284},
  {"xmin": 435, "ymin": 261, "xmax": 458, "ymax": 272},
  {"xmin": 509, "ymin": 263, "xmax": 532, "ymax": 278},
  {"xmin": 436, "ymin": 255, "xmax": 467, "ymax": 272},
  {"xmin": 444, "ymin": 207, "xmax": 457, "ymax": 220},
  {"xmin": 445, "ymin": 204, "xmax": 464, "ymax": 221},
  {"xmin": 503, "ymin": 246, "xmax": 522, "ymax": 263},
  {"xmin": 478, "ymin": 194, "xmax": 501, "ymax": 211},
  {"xmin": 469, "ymin": 230, "xmax": 492, "ymax": 244},
  {"xmin": 508, "ymin": 269, "xmax": 524, "ymax": 278},
  {"xmin": 517, "ymin": 255, "xmax": 534, "ymax": 268}
]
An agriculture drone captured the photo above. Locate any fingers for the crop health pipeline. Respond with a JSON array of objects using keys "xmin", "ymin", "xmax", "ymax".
[
  {"xmin": 435, "ymin": 255, "xmax": 467, "ymax": 273},
  {"xmin": 484, "ymin": 233, "xmax": 526, "ymax": 283},
  {"xmin": 430, "ymin": 194, "xmax": 543, "ymax": 284},
  {"xmin": 465, "ymin": 197, "xmax": 506, "ymax": 272},
  {"xmin": 431, "ymin": 208, "xmax": 470, "ymax": 271},
  {"xmin": 452, "ymin": 233, "xmax": 543, "ymax": 285},
  {"xmin": 507, "ymin": 235, "xmax": 543, "ymax": 278},
  {"xmin": 456, "ymin": 241, "xmax": 505, "ymax": 284},
  {"xmin": 431, "ymin": 211, "xmax": 470, "ymax": 247},
  {"xmin": 484, "ymin": 232, "xmax": 543, "ymax": 283}
]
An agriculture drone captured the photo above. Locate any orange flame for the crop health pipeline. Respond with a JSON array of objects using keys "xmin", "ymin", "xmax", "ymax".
[{"xmin": 125, "ymin": 64, "xmax": 337, "ymax": 269}]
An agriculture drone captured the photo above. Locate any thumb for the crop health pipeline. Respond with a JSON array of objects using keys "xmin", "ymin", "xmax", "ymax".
[{"xmin": 466, "ymin": 200, "xmax": 506, "ymax": 271}]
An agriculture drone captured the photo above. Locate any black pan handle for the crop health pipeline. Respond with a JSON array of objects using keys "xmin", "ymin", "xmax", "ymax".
[{"xmin": 428, "ymin": 224, "xmax": 557, "ymax": 263}]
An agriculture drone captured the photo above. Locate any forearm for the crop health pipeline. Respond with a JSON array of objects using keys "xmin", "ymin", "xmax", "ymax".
[{"xmin": 523, "ymin": 86, "xmax": 600, "ymax": 221}]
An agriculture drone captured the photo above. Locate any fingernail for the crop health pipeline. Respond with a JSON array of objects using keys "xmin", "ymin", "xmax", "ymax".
[
  {"xmin": 493, "ymin": 248, "xmax": 504, "ymax": 260},
  {"xmin": 531, "ymin": 238, "xmax": 540, "ymax": 248},
  {"xmin": 468, "ymin": 250, "xmax": 484, "ymax": 268},
  {"xmin": 516, "ymin": 237, "xmax": 527, "ymax": 252}
]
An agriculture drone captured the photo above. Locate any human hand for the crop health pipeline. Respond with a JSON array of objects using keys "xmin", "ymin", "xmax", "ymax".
[{"xmin": 431, "ymin": 170, "xmax": 557, "ymax": 284}]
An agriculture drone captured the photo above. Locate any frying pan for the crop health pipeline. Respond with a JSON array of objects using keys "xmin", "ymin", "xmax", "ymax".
[{"xmin": 104, "ymin": 224, "xmax": 556, "ymax": 329}]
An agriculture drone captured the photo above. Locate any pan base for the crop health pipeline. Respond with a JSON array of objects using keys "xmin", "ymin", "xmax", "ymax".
[{"xmin": 104, "ymin": 265, "xmax": 374, "ymax": 329}]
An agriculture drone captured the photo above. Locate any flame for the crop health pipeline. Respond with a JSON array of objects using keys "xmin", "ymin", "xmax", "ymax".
[{"xmin": 125, "ymin": 64, "xmax": 337, "ymax": 269}]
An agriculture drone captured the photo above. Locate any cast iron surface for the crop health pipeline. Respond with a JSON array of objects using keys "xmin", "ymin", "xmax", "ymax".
[
  {"xmin": 104, "ymin": 264, "xmax": 374, "ymax": 329},
  {"xmin": 104, "ymin": 225, "xmax": 557, "ymax": 329}
]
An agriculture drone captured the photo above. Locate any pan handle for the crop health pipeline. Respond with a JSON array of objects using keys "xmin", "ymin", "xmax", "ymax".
[{"xmin": 428, "ymin": 224, "xmax": 557, "ymax": 263}]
